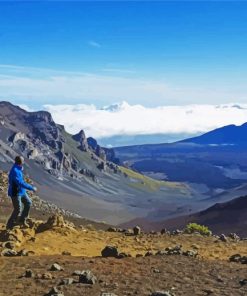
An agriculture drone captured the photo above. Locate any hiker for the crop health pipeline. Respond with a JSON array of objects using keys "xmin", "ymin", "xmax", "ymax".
[{"xmin": 6, "ymin": 156, "xmax": 37, "ymax": 229}]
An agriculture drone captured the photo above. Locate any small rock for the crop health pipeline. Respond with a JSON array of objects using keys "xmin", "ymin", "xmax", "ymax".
[
  {"xmin": 152, "ymin": 268, "xmax": 161, "ymax": 273},
  {"xmin": 229, "ymin": 254, "xmax": 242, "ymax": 263},
  {"xmin": 124, "ymin": 229, "xmax": 134, "ymax": 236},
  {"xmin": 183, "ymin": 250, "xmax": 198, "ymax": 257},
  {"xmin": 239, "ymin": 279, "xmax": 247, "ymax": 286},
  {"xmin": 1, "ymin": 248, "xmax": 17, "ymax": 257},
  {"xmin": 171, "ymin": 229, "xmax": 182, "ymax": 235},
  {"xmin": 101, "ymin": 246, "xmax": 118, "ymax": 258},
  {"xmin": 72, "ymin": 270, "xmax": 82, "ymax": 276},
  {"xmin": 161, "ymin": 228, "xmax": 167, "ymax": 235},
  {"xmin": 191, "ymin": 244, "xmax": 200, "ymax": 250},
  {"xmin": 59, "ymin": 278, "xmax": 74, "ymax": 285},
  {"xmin": 133, "ymin": 226, "xmax": 141, "ymax": 235},
  {"xmin": 151, "ymin": 291, "xmax": 173, "ymax": 296},
  {"xmin": 156, "ymin": 249, "xmax": 167, "ymax": 256},
  {"xmin": 229, "ymin": 233, "xmax": 240, "ymax": 241},
  {"xmin": 117, "ymin": 252, "xmax": 130, "ymax": 259},
  {"xmin": 145, "ymin": 251, "xmax": 154, "ymax": 257},
  {"xmin": 2, "ymin": 241, "xmax": 15, "ymax": 249},
  {"xmin": 101, "ymin": 293, "xmax": 118, "ymax": 296},
  {"xmin": 50, "ymin": 263, "xmax": 63, "ymax": 271},
  {"xmin": 18, "ymin": 249, "xmax": 29, "ymax": 256},
  {"xmin": 165, "ymin": 245, "xmax": 183, "ymax": 255},
  {"xmin": 136, "ymin": 254, "xmax": 143, "ymax": 258},
  {"xmin": 241, "ymin": 256, "xmax": 247, "ymax": 264},
  {"xmin": 79, "ymin": 270, "xmax": 97, "ymax": 285},
  {"xmin": 203, "ymin": 289, "xmax": 214, "ymax": 295},
  {"xmin": 46, "ymin": 286, "xmax": 64, "ymax": 296},
  {"xmin": 42, "ymin": 272, "xmax": 53, "ymax": 280},
  {"xmin": 61, "ymin": 251, "xmax": 71, "ymax": 256},
  {"xmin": 24, "ymin": 269, "xmax": 35, "ymax": 278},
  {"xmin": 107, "ymin": 227, "xmax": 117, "ymax": 232},
  {"xmin": 219, "ymin": 234, "xmax": 228, "ymax": 242}
]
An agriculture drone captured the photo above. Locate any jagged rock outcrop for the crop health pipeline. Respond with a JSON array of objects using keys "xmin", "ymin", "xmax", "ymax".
[
  {"xmin": 72, "ymin": 130, "xmax": 88, "ymax": 151},
  {"xmin": 0, "ymin": 102, "xmax": 121, "ymax": 183},
  {"xmin": 87, "ymin": 137, "xmax": 106, "ymax": 161},
  {"xmin": 36, "ymin": 214, "xmax": 76, "ymax": 233}
]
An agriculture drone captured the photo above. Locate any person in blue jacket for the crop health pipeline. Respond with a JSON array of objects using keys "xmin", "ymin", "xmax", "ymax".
[{"xmin": 6, "ymin": 156, "xmax": 37, "ymax": 229}]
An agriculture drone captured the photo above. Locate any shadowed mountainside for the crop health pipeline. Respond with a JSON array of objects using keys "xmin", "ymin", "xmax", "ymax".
[
  {"xmin": 114, "ymin": 123, "xmax": 247, "ymax": 205},
  {"xmin": 121, "ymin": 195, "xmax": 247, "ymax": 236}
]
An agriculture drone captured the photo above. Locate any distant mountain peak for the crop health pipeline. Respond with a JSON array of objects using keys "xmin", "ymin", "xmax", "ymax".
[
  {"xmin": 101, "ymin": 101, "xmax": 130, "ymax": 112},
  {"xmin": 180, "ymin": 122, "xmax": 247, "ymax": 145}
]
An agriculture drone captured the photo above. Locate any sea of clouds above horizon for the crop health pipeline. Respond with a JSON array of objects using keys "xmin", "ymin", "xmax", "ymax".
[{"xmin": 37, "ymin": 102, "xmax": 247, "ymax": 140}]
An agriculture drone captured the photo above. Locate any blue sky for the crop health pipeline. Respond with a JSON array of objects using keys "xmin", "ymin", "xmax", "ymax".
[
  {"xmin": 1, "ymin": 1, "xmax": 247, "ymax": 107},
  {"xmin": 1, "ymin": 1, "xmax": 247, "ymax": 144}
]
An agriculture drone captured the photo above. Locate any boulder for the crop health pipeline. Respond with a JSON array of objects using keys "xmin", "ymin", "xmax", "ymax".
[
  {"xmin": 101, "ymin": 246, "xmax": 119, "ymax": 258},
  {"xmin": 50, "ymin": 263, "xmax": 63, "ymax": 271},
  {"xmin": 79, "ymin": 270, "xmax": 97, "ymax": 285}
]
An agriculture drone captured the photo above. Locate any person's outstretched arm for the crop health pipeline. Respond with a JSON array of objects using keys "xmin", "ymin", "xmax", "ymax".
[{"xmin": 15, "ymin": 171, "xmax": 36, "ymax": 192}]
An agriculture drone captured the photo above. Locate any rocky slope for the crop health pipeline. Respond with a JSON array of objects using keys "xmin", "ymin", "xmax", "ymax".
[
  {"xmin": 0, "ymin": 101, "xmax": 192, "ymax": 224},
  {"xmin": 1, "ymin": 203, "xmax": 247, "ymax": 295},
  {"xmin": 120, "ymin": 194, "xmax": 247, "ymax": 236},
  {"xmin": 1, "ymin": 168, "xmax": 247, "ymax": 295},
  {"xmin": 157, "ymin": 195, "xmax": 247, "ymax": 236}
]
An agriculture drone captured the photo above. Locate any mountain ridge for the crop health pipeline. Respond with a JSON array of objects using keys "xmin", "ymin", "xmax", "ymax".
[{"xmin": 0, "ymin": 101, "xmax": 192, "ymax": 224}]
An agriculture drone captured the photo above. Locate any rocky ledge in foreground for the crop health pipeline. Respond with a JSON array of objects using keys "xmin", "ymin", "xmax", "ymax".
[{"xmin": 0, "ymin": 214, "xmax": 247, "ymax": 295}]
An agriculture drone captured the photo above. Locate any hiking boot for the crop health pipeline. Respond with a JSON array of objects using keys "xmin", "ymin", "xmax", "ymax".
[
  {"xmin": 6, "ymin": 224, "xmax": 14, "ymax": 230},
  {"xmin": 6, "ymin": 220, "xmax": 19, "ymax": 230},
  {"xmin": 19, "ymin": 218, "xmax": 29, "ymax": 228}
]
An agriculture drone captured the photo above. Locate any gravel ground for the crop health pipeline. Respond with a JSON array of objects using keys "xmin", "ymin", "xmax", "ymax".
[{"xmin": 0, "ymin": 255, "xmax": 247, "ymax": 296}]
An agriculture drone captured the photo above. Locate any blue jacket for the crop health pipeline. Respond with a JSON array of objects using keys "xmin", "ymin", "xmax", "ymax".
[{"xmin": 8, "ymin": 164, "xmax": 34, "ymax": 197}]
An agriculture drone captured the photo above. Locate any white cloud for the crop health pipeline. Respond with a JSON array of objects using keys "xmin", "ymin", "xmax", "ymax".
[
  {"xmin": 88, "ymin": 40, "xmax": 101, "ymax": 48},
  {"xmin": 43, "ymin": 101, "xmax": 247, "ymax": 139},
  {"xmin": 18, "ymin": 104, "xmax": 34, "ymax": 112}
]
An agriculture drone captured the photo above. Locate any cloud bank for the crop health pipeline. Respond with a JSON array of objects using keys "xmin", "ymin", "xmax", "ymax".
[{"xmin": 43, "ymin": 102, "xmax": 247, "ymax": 140}]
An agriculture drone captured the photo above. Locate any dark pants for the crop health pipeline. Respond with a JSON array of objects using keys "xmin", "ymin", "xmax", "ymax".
[{"xmin": 7, "ymin": 194, "xmax": 32, "ymax": 228}]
